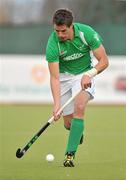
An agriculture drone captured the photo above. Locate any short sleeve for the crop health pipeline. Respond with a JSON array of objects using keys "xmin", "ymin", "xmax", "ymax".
[
  {"xmin": 84, "ymin": 26, "xmax": 103, "ymax": 50},
  {"xmin": 46, "ymin": 34, "xmax": 59, "ymax": 62}
]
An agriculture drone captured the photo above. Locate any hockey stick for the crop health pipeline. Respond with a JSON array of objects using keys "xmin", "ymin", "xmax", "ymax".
[{"xmin": 16, "ymin": 90, "xmax": 81, "ymax": 158}]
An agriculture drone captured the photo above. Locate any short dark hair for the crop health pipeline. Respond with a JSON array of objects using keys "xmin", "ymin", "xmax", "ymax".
[{"xmin": 53, "ymin": 9, "xmax": 73, "ymax": 27}]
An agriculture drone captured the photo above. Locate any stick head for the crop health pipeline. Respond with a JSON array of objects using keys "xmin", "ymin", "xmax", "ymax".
[{"xmin": 16, "ymin": 148, "xmax": 24, "ymax": 158}]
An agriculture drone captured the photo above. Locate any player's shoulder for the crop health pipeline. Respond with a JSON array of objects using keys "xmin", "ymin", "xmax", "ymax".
[
  {"xmin": 47, "ymin": 31, "xmax": 58, "ymax": 48},
  {"xmin": 74, "ymin": 22, "xmax": 95, "ymax": 33},
  {"xmin": 48, "ymin": 32, "xmax": 57, "ymax": 42}
]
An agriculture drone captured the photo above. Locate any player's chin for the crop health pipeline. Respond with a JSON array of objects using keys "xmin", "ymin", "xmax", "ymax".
[{"xmin": 60, "ymin": 37, "xmax": 67, "ymax": 41}]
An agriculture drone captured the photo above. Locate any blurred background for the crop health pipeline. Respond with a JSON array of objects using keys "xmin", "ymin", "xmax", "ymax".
[
  {"xmin": 0, "ymin": 0, "xmax": 126, "ymax": 55},
  {"xmin": 0, "ymin": 1, "xmax": 126, "ymax": 180},
  {"xmin": 0, "ymin": 0, "xmax": 126, "ymax": 104}
]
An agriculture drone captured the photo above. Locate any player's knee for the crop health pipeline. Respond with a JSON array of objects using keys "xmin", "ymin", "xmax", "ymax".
[
  {"xmin": 76, "ymin": 104, "xmax": 84, "ymax": 113},
  {"xmin": 74, "ymin": 104, "xmax": 85, "ymax": 117}
]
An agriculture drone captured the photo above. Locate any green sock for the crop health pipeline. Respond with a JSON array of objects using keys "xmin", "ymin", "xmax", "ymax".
[{"xmin": 65, "ymin": 118, "xmax": 84, "ymax": 155}]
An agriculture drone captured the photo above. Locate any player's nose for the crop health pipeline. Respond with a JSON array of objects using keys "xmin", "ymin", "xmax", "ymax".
[{"xmin": 57, "ymin": 31, "xmax": 63, "ymax": 37}]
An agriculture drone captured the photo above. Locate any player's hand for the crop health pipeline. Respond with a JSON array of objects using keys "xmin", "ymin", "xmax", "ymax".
[
  {"xmin": 53, "ymin": 105, "xmax": 62, "ymax": 121},
  {"xmin": 81, "ymin": 74, "xmax": 92, "ymax": 90}
]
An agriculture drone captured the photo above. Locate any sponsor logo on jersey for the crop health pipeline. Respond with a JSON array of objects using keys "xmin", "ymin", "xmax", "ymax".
[{"xmin": 63, "ymin": 53, "xmax": 84, "ymax": 61}]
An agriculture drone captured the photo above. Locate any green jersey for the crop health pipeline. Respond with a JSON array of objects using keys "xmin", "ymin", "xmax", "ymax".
[{"xmin": 46, "ymin": 23, "xmax": 102, "ymax": 74}]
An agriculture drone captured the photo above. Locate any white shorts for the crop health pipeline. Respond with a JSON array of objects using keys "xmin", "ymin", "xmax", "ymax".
[{"xmin": 60, "ymin": 72, "xmax": 95, "ymax": 116}]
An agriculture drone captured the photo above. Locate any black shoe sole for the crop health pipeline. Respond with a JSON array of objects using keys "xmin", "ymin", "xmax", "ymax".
[{"xmin": 63, "ymin": 160, "xmax": 74, "ymax": 167}]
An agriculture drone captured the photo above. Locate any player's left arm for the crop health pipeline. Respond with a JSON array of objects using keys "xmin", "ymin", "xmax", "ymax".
[
  {"xmin": 93, "ymin": 44, "xmax": 109, "ymax": 74},
  {"xmin": 81, "ymin": 44, "xmax": 109, "ymax": 89}
]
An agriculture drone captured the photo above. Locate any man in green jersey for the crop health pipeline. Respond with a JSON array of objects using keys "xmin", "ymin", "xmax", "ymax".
[{"xmin": 46, "ymin": 9, "xmax": 109, "ymax": 167}]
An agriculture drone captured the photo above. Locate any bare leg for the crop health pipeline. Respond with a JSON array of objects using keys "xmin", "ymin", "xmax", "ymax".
[
  {"xmin": 73, "ymin": 90, "xmax": 90, "ymax": 119},
  {"xmin": 63, "ymin": 114, "xmax": 73, "ymax": 130},
  {"xmin": 63, "ymin": 90, "xmax": 90, "ymax": 128}
]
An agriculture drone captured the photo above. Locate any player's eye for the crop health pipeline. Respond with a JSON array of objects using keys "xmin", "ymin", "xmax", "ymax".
[
  {"xmin": 55, "ymin": 29, "xmax": 67, "ymax": 33},
  {"xmin": 61, "ymin": 30, "xmax": 66, "ymax": 32}
]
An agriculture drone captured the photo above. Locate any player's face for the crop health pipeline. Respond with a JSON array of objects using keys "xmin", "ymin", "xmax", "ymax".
[{"xmin": 54, "ymin": 24, "xmax": 73, "ymax": 41}]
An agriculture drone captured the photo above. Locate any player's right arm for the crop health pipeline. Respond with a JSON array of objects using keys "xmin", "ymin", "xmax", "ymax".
[
  {"xmin": 46, "ymin": 33, "xmax": 61, "ymax": 121},
  {"xmin": 48, "ymin": 62, "xmax": 61, "ymax": 121}
]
